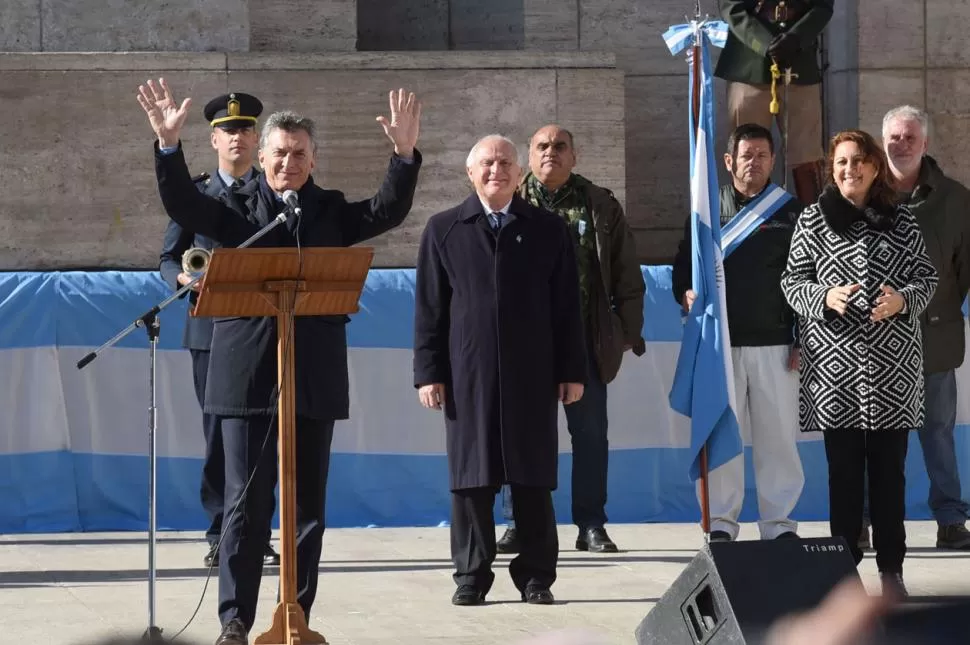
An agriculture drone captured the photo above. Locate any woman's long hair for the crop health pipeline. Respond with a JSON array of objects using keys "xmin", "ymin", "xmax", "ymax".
[{"xmin": 824, "ymin": 129, "xmax": 898, "ymax": 212}]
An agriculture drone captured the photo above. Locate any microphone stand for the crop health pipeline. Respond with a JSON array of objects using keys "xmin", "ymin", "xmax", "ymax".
[{"xmin": 76, "ymin": 207, "xmax": 295, "ymax": 643}]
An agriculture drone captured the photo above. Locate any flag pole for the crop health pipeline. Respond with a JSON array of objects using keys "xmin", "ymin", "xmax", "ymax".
[{"xmin": 689, "ymin": 1, "xmax": 712, "ymax": 539}]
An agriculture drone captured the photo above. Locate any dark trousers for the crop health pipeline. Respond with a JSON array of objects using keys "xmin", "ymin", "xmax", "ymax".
[
  {"xmin": 452, "ymin": 485, "xmax": 558, "ymax": 595},
  {"xmin": 503, "ymin": 340, "xmax": 610, "ymax": 531},
  {"xmin": 190, "ymin": 349, "xmax": 224, "ymax": 546},
  {"xmin": 218, "ymin": 414, "xmax": 335, "ymax": 630},
  {"xmin": 192, "ymin": 349, "xmax": 275, "ymax": 552},
  {"xmin": 823, "ymin": 429, "xmax": 909, "ymax": 574}
]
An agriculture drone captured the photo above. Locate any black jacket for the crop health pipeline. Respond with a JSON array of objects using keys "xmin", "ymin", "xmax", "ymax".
[
  {"xmin": 672, "ymin": 183, "xmax": 803, "ymax": 347},
  {"xmin": 413, "ymin": 194, "xmax": 586, "ymax": 490},
  {"xmin": 714, "ymin": 0, "xmax": 833, "ymax": 86},
  {"xmin": 905, "ymin": 156, "xmax": 970, "ymax": 373},
  {"xmin": 155, "ymin": 142, "xmax": 421, "ymax": 420}
]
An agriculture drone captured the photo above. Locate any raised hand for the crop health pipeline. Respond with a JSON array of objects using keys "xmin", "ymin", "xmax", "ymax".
[
  {"xmin": 376, "ymin": 88, "xmax": 421, "ymax": 159},
  {"xmin": 136, "ymin": 78, "xmax": 192, "ymax": 148}
]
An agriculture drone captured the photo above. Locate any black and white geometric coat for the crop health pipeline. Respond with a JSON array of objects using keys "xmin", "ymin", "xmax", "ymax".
[{"xmin": 781, "ymin": 185, "xmax": 939, "ymax": 432}]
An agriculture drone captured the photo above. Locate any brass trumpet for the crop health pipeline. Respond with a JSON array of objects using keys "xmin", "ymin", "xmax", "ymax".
[{"xmin": 181, "ymin": 247, "xmax": 212, "ymax": 278}]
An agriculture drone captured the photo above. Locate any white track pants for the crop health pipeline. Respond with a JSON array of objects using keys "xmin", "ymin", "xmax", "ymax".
[{"xmin": 696, "ymin": 345, "xmax": 804, "ymax": 540}]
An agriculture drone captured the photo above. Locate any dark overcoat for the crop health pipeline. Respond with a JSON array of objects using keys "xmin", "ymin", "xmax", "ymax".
[
  {"xmin": 413, "ymin": 193, "xmax": 587, "ymax": 491},
  {"xmin": 158, "ymin": 170, "xmax": 234, "ymax": 350},
  {"xmin": 155, "ymin": 142, "xmax": 421, "ymax": 420}
]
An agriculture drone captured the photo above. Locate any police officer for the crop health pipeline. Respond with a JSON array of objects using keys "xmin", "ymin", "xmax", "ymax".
[
  {"xmin": 158, "ymin": 92, "xmax": 280, "ymax": 569},
  {"xmin": 714, "ymin": 0, "xmax": 833, "ymax": 204}
]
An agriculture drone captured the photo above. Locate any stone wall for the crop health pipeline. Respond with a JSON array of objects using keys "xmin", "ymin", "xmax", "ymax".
[
  {"xmin": 355, "ymin": 0, "xmax": 762, "ymax": 261},
  {"xmin": 826, "ymin": 1, "xmax": 969, "ymax": 187},
  {"xmin": 0, "ymin": 52, "xmax": 623, "ymax": 269},
  {"xmin": 2, "ymin": 0, "xmax": 963, "ymax": 267}
]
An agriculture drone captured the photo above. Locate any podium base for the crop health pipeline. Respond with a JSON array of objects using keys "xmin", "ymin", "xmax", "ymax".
[{"xmin": 254, "ymin": 602, "xmax": 327, "ymax": 645}]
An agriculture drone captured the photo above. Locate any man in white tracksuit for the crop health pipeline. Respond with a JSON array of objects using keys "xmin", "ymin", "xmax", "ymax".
[{"xmin": 671, "ymin": 123, "xmax": 806, "ymax": 541}]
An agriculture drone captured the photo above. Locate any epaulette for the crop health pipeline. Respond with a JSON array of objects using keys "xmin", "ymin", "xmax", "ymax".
[{"xmin": 192, "ymin": 172, "xmax": 211, "ymax": 185}]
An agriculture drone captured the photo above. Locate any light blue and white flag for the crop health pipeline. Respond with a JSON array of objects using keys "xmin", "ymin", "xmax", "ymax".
[{"xmin": 665, "ymin": 20, "xmax": 742, "ymax": 482}]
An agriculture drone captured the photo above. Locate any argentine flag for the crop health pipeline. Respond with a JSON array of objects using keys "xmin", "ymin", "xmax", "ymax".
[{"xmin": 666, "ymin": 21, "xmax": 742, "ymax": 482}]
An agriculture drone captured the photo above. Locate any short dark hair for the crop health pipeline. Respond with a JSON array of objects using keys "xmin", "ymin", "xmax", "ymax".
[{"xmin": 726, "ymin": 123, "xmax": 774, "ymax": 158}]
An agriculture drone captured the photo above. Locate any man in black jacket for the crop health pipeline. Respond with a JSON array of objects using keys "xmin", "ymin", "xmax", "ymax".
[
  {"xmin": 881, "ymin": 105, "xmax": 970, "ymax": 550},
  {"xmin": 714, "ymin": 0, "xmax": 833, "ymax": 204},
  {"xmin": 672, "ymin": 123, "xmax": 804, "ymax": 542},
  {"xmin": 138, "ymin": 78, "xmax": 422, "ymax": 645},
  {"xmin": 157, "ymin": 91, "xmax": 280, "ymax": 570}
]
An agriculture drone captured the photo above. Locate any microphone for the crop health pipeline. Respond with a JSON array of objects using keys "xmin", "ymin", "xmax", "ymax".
[{"xmin": 282, "ymin": 190, "xmax": 302, "ymax": 217}]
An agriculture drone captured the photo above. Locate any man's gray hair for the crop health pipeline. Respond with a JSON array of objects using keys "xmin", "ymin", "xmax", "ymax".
[
  {"xmin": 882, "ymin": 105, "xmax": 930, "ymax": 138},
  {"xmin": 260, "ymin": 110, "xmax": 318, "ymax": 153},
  {"xmin": 466, "ymin": 134, "xmax": 519, "ymax": 167}
]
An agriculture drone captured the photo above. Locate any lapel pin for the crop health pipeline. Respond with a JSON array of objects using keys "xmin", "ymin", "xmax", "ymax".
[{"xmin": 516, "ymin": 235, "xmax": 522, "ymax": 243}]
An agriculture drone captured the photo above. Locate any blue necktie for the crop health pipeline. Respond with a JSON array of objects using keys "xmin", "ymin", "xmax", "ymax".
[{"xmin": 490, "ymin": 212, "xmax": 505, "ymax": 230}]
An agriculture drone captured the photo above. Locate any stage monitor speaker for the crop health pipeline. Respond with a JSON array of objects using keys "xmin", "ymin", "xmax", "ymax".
[{"xmin": 635, "ymin": 536, "xmax": 859, "ymax": 645}]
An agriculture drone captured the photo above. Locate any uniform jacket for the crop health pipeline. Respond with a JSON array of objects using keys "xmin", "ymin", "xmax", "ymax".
[
  {"xmin": 903, "ymin": 156, "xmax": 970, "ymax": 374},
  {"xmin": 155, "ymin": 142, "xmax": 421, "ymax": 420},
  {"xmin": 714, "ymin": 0, "xmax": 834, "ymax": 86},
  {"xmin": 158, "ymin": 171, "xmax": 239, "ymax": 350},
  {"xmin": 413, "ymin": 193, "xmax": 587, "ymax": 491},
  {"xmin": 781, "ymin": 185, "xmax": 938, "ymax": 432},
  {"xmin": 517, "ymin": 174, "xmax": 646, "ymax": 384},
  {"xmin": 672, "ymin": 183, "xmax": 803, "ymax": 347}
]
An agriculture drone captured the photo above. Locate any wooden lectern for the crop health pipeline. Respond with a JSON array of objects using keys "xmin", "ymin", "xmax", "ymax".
[{"xmin": 193, "ymin": 246, "xmax": 375, "ymax": 645}]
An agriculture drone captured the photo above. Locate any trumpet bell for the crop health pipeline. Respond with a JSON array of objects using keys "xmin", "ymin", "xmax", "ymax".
[{"xmin": 181, "ymin": 247, "xmax": 212, "ymax": 278}]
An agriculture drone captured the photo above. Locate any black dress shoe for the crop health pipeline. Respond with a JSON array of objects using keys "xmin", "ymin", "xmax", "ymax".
[
  {"xmin": 775, "ymin": 531, "xmax": 799, "ymax": 539},
  {"xmin": 496, "ymin": 527, "xmax": 520, "ymax": 554},
  {"xmin": 576, "ymin": 527, "xmax": 618, "ymax": 553},
  {"xmin": 204, "ymin": 544, "xmax": 219, "ymax": 567},
  {"xmin": 215, "ymin": 618, "xmax": 248, "ymax": 645},
  {"xmin": 708, "ymin": 530, "xmax": 732, "ymax": 542},
  {"xmin": 451, "ymin": 584, "xmax": 485, "ymax": 606},
  {"xmin": 263, "ymin": 544, "xmax": 280, "ymax": 567},
  {"xmin": 521, "ymin": 587, "xmax": 555, "ymax": 604}
]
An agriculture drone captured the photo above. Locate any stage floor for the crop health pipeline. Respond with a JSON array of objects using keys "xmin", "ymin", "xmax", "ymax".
[{"xmin": 1, "ymin": 521, "xmax": 967, "ymax": 645}]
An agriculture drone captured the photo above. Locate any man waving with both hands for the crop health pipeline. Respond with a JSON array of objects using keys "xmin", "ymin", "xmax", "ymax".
[{"xmin": 136, "ymin": 77, "xmax": 422, "ymax": 645}]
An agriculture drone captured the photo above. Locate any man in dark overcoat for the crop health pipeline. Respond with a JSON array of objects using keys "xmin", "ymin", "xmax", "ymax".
[
  {"xmin": 138, "ymin": 78, "xmax": 423, "ymax": 645},
  {"xmin": 413, "ymin": 134, "xmax": 587, "ymax": 606},
  {"xmin": 157, "ymin": 91, "xmax": 280, "ymax": 569}
]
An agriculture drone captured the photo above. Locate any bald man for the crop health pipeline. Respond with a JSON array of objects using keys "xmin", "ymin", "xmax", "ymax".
[
  {"xmin": 498, "ymin": 125, "xmax": 645, "ymax": 555},
  {"xmin": 414, "ymin": 134, "xmax": 587, "ymax": 606}
]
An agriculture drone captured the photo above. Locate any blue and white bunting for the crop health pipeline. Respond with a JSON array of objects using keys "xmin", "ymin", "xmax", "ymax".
[{"xmin": 662, "ymin": 19, "xmax": 728, "ymax": 56}]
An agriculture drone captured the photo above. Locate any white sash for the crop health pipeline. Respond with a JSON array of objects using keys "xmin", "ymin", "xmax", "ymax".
[{"xmin": 720, "ymin": 184, "xmax": 794, "ymax": 258}]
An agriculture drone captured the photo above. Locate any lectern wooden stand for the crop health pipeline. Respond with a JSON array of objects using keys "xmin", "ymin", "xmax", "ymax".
[{"xmin": 193, "ymin": 246, "xmax": 375, "ymax": 645}]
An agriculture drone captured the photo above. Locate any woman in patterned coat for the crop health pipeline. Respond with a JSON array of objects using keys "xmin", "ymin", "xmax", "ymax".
[{"xmin": 781, "ymin": 129, "xmax": 938, "ymax": 598}]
